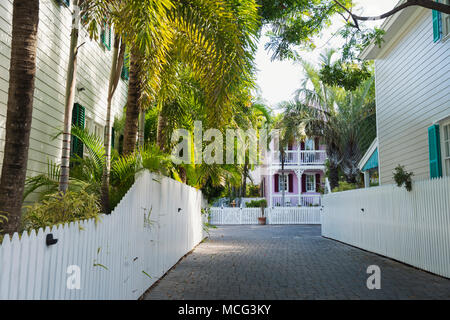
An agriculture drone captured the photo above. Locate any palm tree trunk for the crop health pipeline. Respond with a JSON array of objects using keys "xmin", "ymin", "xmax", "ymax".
[
  {"xmin": 156, "ymin": 110, "xmax": 169, "ymax": 151},
  {"xmin": 138, "ymin": 109, "xmax": 145, "ymax": 148},
  {"xmin": 242, "ymin": 162, "xmax": 248, "ymax": 198},
  {"xmin": 101, "ymin": 34, "xmax": 125, "ymax": 214},
  {"xmin": 329, "ymin": 164, "xmax": 339, "ymax": 190},
  {"xmin": 0, "ymin": 0, "xmax": 39, "ymax": 234},
  {"xmin": 60, "ymin": 0, "xmax": 80, "ymax": 193},
  {"xmin": 122, "ymin": 51, "xmax": 141, "ymax": 155}
]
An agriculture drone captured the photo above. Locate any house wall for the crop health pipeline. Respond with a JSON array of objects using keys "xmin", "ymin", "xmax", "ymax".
[
  {"xmin": 374, "ymin": 9, "xmax": 450, "ymax": 184},
  {"xmin": 0, "ymin": 1, "xmax": 128, "ymax": 177},
  {"xmin": 269, "ymin": 170, "xmax": 324, "ymax": 195}
]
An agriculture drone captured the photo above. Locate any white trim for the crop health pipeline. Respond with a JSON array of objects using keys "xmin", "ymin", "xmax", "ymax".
[
  {"xmin": 360, "ymin": 3, "xmax": 425, "ymax": 60},
  {"xmin": 440, "ymin": 119, "xmax": 450, "ymax": 176}
]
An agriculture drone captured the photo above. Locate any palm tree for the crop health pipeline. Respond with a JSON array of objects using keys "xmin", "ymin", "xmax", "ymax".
[
  {"xmin": 0, "ymin": 0, "xmax": 40, "ymax": 234},
  {"xmin": 59, "ymin": 0, "xmax": 111, "ymax": 193},
  {"xmin": 124, "ymin": 0, "xmax": 260, "ymax": 154},
  {"xmin": 335, "ymin": 77, "xmax": 375, "ymax": 183},
  {"xmin": 286, "ymin": 51, "xmax": 375, "ymax": 189}
]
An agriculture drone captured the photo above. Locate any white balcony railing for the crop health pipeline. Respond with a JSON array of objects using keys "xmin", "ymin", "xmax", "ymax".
[
  {"xmin": 272, "ymin": 150, "xmax": 326, "ymax": 166},
  {"xmin": 271, "ymin": 194, "xmax": 322, "ymax": 207}
]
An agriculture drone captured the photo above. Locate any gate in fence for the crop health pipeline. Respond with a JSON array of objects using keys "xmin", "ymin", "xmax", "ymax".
[{"xmin": 209, "ymin": 207, "xmax": 322, "ymax": 225}]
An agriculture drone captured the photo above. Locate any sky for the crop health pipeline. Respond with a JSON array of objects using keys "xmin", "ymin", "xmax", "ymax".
[{"xmin": 255, "ymin": 0, "xmax": 397, "ymax": 110}]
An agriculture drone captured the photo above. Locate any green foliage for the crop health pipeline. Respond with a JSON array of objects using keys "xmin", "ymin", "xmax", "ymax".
[
  {"xmin": 246, "ymin": 199, "xmax": 267, "ymax": 208},
  {"xmin": 393, "ymin": 165, "xmax": 414, "ymax": 192},
  {"xmin": 332, "ymin": 181, "xmax": 358, "ymax": 193},
  {"xmin": 319, "ymin": 62, "xmax": 372, "ymax": 91},
  {"xmin": 247, "ymin": 184, "xmax": 260, "ymax": 197},
  {"xmin": 259, "ymin": 0, "xmax": 352, "ymax": 60},
  {"xmin": 21, "ymin": 189, "xmax": 101, "ymax": 232}
]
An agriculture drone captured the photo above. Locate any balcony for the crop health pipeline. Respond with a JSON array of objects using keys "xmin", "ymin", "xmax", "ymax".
[
  {"xmin": 272, "ymin": 150, "xmax": 326, "ymax": 166},
  {"xmin": 271, "ymin": 194, "xmax": 322, "ymax": 207}
]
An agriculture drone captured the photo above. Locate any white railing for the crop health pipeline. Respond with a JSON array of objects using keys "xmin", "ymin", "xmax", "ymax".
[
  {"xmin": 209, "ymin": 208, "xmax": 263, "ymax": 225},
  {"xmin": 268, "ymin": 207, "xmax": 322, "ymax": 225},
  {"xmin": 272, "ymin": 195, "xmax": 322, "ymax": 207},
  {"xmin": 272, "ymin": 150, "xmax": 326, "ymax": 166},
  {"xmin": 209, "ymin": 207, "xmax": 322, "ymax": 225},
  {"xmin": 322, "ymin": 176, "xmax": 450, "ymax": 278},
  {"xmin": 0, "ymin": 171, "xmax": 206, "ymax": 300}
]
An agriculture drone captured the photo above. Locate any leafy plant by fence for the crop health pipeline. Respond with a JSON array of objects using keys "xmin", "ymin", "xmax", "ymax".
[{"xmin": 0, "ymin": 171, "xmax": 207, "ymax": 299}]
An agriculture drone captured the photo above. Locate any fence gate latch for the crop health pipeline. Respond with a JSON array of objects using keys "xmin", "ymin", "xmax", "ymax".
[{"xmin": 46, "ymin": 233, "xmax": 58, "ymax": 246}]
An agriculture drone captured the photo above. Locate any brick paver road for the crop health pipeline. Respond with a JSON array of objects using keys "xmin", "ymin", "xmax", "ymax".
[{"xmin": 143, "ymin": 225, "xmax": 450, "ymax": 300}]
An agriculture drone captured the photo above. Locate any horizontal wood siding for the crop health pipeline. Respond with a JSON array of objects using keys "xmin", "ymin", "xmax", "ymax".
[
  {"xmin": 375, "ymin": 10, "xmax": 450, "ymax": 184},
  {"xmin": 0, "ymin": 1, "xmax": 128, "ymax": 181}
]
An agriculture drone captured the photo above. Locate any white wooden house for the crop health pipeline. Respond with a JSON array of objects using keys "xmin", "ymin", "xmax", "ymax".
[
  {"xmin": 0, "ymin": 0, "xmax": 128, "ymax": 183},
  {"xmin": 360, "ymin": 0, "xmax": 450, "ymax": 185}
]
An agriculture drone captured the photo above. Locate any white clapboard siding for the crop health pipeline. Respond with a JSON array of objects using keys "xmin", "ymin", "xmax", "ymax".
[
  {"xmin": 322, "ymin": 176, "xmax": 450, "ymax": 278},
  {"xmin": 209, "ymin": 207, "xmax": 322, "ymax": 225},
  {"xmin": 0, "ymin": 0, "xmax": 128, "ymax": 185},
  {"xmin": 373, "ymin": 9, "xmax": 450, "ymax": 184},
  {"xmin": 0, "ymin": 171, "xmax": 207, "ymax": 300}
]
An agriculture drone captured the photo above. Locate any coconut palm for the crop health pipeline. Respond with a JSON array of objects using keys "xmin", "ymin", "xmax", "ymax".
[
  {"xmin": 59, "ymin": 0, "xmax": 120, "ymax": 194},
  {"xmin": 123, "ymin": 0, "xmax": 260, "ymax": 153},
  {"xmin": 0, "ymin": 0, "xmax": 40, "ymax": 234}
]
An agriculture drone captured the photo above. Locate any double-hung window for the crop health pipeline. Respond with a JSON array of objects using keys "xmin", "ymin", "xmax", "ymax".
[
  {"xmin": 443, "ymin": 0, "xmax": 450, "ymax": 37},
  {"xmin": 433, "ymin": 0, "xmax": 450, "ymax": 41},
  {"xmin": 305, "ymin": 174, "xmax": 316, "ymax": 192},
  {"xmin": 279, "ymin": 174, "xmax": 288, "ymax": 192}
]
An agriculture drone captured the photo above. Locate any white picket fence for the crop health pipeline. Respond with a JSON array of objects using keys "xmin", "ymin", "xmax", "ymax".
[
  {"xmin": 322, "ymin": 176, "xmax": 450, "ymax": 278},
  {"xmin": 0, "ymin": 171, "xmax": 207, "ymax": 300},
  {"xmin": 209, "ymin": 207, "xmax": 322, "ymax": 225}
]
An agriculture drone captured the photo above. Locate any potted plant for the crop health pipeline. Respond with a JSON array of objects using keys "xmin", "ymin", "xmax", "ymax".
[{"xmin": 257, "ymin": 199, "xmax": 268, "ymax": 225}]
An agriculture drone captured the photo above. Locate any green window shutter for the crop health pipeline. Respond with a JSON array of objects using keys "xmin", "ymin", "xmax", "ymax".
[
  {"xmin": 111, "ymin": 127, "xmax": 115, "ymax": 149},
  {"xmin": 428, "ymin": 124, "xmax": 442, "ymax": 178},
  {"xmin": 433, "ymin": 1, "xmax": 442, "ymax": 42},
  {"xmin": 121, "ymin": 54, "xmax": 129, "ymax": 81},
  {"xmin": 58, "ymin": 0, "xmax": 70, "ymax": 7},
  {"xmin": 101, "ymin": 23, "xmax": 111, "ymax": 50},
  {"xmin": 71, "ymin": 103, "xmax": 85, "ymax": 159}
]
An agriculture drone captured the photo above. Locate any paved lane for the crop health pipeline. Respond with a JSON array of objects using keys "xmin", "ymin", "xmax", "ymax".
[{"xmin": 143, "ymin": 225, "xmax": 450, "ymax": 300}]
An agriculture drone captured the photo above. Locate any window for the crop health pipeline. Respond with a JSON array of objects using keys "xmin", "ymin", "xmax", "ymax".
[
  {"xmin": 443, "ymin": 0, "xmax": 450, "ymax": 37},
  {"xmin": 121, "ymin": 52, "xmax": 130, "ymax": 81},
  {"xmin": 305, "ymin": 138, "xmax": 315, "ymax": 151},
  {"xmin": 101, "ymin": 23, "xmax": 112, "ymax": 51},
  {"xmin": 58, "ymin": 0, "xmax": 70, "ymax": 7},
  {"xmin": 442, "ymin": 122, "xmax": 450, "ymax": 176},
  {"xmin": 279, "ymin": 174, "xmax": 288, "ymax": 192},
  {"xmin": 71, "ymin": 103, "xmax": 85, "ymax": 159},
  {"xmin": 305, "ymin": 174, "xmax": 316, "ymax": 192},
  {"xmin": 433, "ymin": 0, "xmax": 450, "ymax": 41}
]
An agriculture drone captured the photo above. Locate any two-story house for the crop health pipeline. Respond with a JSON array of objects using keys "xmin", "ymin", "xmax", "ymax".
[
  {"xmin": 0, "ymin": 0, "xmax": 128, "ymax": 192},
  {"xmin": 259, "ymin": 137, "xmax": 327, "ymax": 207},
  {"xmin": 359, "ymin": 0, "xmax": 450, "ymax": 186}
]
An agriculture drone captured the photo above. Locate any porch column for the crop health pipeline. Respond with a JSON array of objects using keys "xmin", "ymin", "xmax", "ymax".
[
  {"xmin": 294, "ymin": 169, "xmax": 304, "ymax": 206},
  {"xmin": 268, "ymin": 169, "xmax": 273, "ymax": 207}
]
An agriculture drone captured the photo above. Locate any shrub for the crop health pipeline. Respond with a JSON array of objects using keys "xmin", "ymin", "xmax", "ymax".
[
  {"xmin": 21, "ymin": 189, "xmax": 101, "ymax": 232},
  {"xmin": 246, "ymin": 184, "xmax": 260, "ymax": 197},
  {"xmin": 246, "ymin": 199, "xmax": 267, "ymax": 208},
  {"xmin": 332, "ymin": 181, "xmax": 358, "ymax": 193},
  {"xmin": 393, "ymin": 165, "xmax": 413, "ymax": 192}
]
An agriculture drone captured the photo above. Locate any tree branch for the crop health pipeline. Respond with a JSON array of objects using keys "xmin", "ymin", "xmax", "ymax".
[{"xmin": 333, "ymin": 0, "xmax": 450, "ymax": 23}]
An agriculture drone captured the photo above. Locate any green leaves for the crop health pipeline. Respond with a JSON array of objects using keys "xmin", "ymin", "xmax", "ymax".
[{"xmin": 21, "ymin": 189, "xmax": 101, "ymax": 232}]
